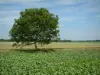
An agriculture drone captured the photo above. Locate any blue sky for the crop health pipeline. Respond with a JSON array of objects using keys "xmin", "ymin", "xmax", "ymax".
[{"xmin": 0, "ymin": 0, "xmax": 100, "ymax": 40}]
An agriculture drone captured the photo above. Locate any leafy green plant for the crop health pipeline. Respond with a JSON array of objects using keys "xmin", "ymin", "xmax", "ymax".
[{"xmin": 0, "ymin": 49, "xmax": 100, "ymax": 75}]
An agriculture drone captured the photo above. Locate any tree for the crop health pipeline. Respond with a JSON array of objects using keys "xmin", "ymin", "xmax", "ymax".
[{"xmin": 9, "ymin": 8, "xmax": 59, "ymax": 49}]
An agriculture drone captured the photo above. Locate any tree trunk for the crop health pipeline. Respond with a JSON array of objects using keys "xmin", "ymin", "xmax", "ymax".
[{"xmin": 34, "ymin": 42, "xmax": 37, "ymax": 50}]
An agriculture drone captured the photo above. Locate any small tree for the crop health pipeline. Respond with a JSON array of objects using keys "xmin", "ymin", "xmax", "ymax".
[{"xmin": 9, "ymin": 8, "xmax": 59, "ymax": 49}]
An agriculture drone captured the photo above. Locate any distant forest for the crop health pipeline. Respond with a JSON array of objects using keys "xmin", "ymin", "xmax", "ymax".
[{"xmin": 0, "ymin": 39, "xmax": 100, "ymax": 42}]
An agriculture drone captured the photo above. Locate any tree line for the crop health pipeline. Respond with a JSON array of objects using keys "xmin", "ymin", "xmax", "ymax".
[{"xmin": 0, "ymin": 39, "xmax": 100, "ymax": 42}]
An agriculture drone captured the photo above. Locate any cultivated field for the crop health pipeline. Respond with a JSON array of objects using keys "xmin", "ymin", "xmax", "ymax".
[
  {"xmin": 0, "ymin": 48, "xmax": 100, "ymax": 75},
  {"xmin": 0, "ymin": 42, "xmax": 100, "ymax": 50},
  {"xmin": 0, "ymin": 42, "xmax": 100, "ymax": 75}
]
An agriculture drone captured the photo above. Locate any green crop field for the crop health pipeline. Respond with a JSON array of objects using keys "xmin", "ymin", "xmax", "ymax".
[{"xmin": 0, "ymin": 48, "xmax": 100, "ymax": 75}]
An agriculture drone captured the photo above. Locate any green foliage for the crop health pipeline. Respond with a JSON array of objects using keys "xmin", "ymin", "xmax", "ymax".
[
  {"xmin": 0, "ymin": 39, "xmax": 12, "ymax": 42},
  {"xmin": 0, "ymin": 49, "xmax": 100, "ymax": 75},
  {"xmin": 9, "ymin": 8, "xmax": 59, "ymax": 49}
]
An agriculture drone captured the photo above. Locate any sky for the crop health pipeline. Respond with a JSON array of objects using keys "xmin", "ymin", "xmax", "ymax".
[{"xmin": 0, "ymin": 0, "xmax": 100, "ymax": 40}]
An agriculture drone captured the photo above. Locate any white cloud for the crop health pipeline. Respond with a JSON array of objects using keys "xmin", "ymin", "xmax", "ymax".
[
  {"xmin": 96, "ymin": 15, "xmax": 100, "ymax": 18},
  {"xmin": 0, "ymin": 16, "xmax": 19, "ymax": 26},
  {"xmin": 0, "ymin": 0, "xmax": 52, "ymax": 8},
  {"xmin": 0, "ymin": 0, "xmax": 44, "ymax": 3},
  {"xmin": 23, "ymin": 2, "xmax": 53, "ymax": 8},
  {"xmin": 56, "ymin": 0, "xmax": 86, "ymax": 5},
  {"xmin": 0, "ymin": 10, "xmax": 20, "ymax": 15},
  {"xmin": 77, "ymin": 0, "xmax": 100, "ymax": 13},
  {"xmin": 58, "ymin": 0, "xmax": 100, "ymax": 16},
  {"xmin": 0, "ymin": 0, "xmax": 53, "ymax": 8},
  {"xmin": 0, "ymin": 15, "xmax": 18, "ymax": 39},
  {"xmin": 86, "ymin": 7, "xmax": 100, "ymax": 13},
  {"xmin": 59, "ymin": 7, "xmax": 81, "ymax": 14},
  {"xmin": 60, "ymin": 17, "xmax": 75, "ymax": 22}
]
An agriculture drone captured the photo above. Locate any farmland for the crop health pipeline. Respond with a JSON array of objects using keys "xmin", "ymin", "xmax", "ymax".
[
  {"xmin": 0, "ymin": 42, "xmax": 100, "ymax": 50},
  {"xmin": 0, "ymin": 42, "xmax": 100, "ymax": 75}
]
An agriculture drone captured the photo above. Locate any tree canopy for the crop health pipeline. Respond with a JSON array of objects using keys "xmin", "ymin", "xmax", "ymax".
[{"xmin": 9, "ymin": 8, "xmax": 59, "ymax": 49}]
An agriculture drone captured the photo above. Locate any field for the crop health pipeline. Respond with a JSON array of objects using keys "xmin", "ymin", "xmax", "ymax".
[
  {"xmin": 0, "ymin": 42, "xmax": 100, "ymax": 49},
  {"xmin": 0, "ymin": 42, "xmax": 100, "ymax": 75}
]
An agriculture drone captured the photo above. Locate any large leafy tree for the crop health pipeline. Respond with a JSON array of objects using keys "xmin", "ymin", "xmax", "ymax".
[{"xmin": 9, "ymin": 8, "xmax": 59, "ymax": 49}]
